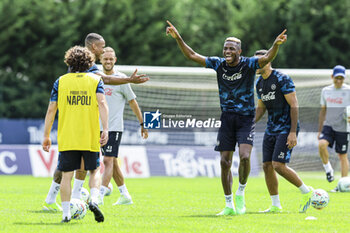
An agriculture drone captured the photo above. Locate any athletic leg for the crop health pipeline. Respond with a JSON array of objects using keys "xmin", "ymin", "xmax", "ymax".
[
  {"xmin": 71, "ymin": 159, "xmax": 88, "ymax": 199},
  {"xmin": 338, "ymin": 153, "xmax": 349, "ymax": 177},
  {"xmin": 60, "ymin": 171, "xmax": 74, "ymax": 220},
  {"xmin": 43, "ymin": 168, "xmax": 63, "ymax": 211},
  {"xmin": 112, "ymin": 158, "xmax": 132, "ymax": 205}
]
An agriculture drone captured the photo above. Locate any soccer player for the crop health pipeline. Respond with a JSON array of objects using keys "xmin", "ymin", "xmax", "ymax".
[
  {"xmin": 42, "ymin": 46, "xmax": 107, "ymax": 223},
  {"xmin": 318, "ymin": 65, "xmax": 350, "ymax": 192},
  {"xmin": 97, "ymin": 47, "xmax": 148, "ymax": 205},
  {"xmin": 42, "ymin": 33, "xmax": 149, "ymax": 211},
  {"xmin": 166, "ymin": 20, "xmax": 287, "ymax": 215},
  {"xmin": 254, "ymin": 49, "xmax": 313, "ymax": 213}
]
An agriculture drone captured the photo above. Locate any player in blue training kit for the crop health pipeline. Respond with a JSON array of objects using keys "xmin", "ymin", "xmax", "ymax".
[
  {"xmin": 166, "ymin": 20, "xmax": 287, "ymax": 215},
  {"xmin": 254, "ymin": 50, "xmax": 313, "ymax": 213}
]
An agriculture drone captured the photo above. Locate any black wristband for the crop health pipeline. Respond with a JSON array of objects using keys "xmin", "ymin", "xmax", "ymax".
[{"xmin": 140, "ymin": 122, "xmax": 144, "ymax": 126}]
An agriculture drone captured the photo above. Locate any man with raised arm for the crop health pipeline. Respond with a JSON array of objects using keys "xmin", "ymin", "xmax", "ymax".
[{"xmin": 166, "ymin": 20, "xmax": 287, "ymax": 215}]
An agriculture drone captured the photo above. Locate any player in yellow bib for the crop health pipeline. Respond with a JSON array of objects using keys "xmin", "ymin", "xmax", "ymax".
[{"xmin": 42, "ymin": 46, "xmax": 108, "ymax": 223}]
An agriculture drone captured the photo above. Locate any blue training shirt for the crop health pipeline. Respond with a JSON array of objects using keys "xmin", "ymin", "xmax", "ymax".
[
  {"xmin": 256, "ymin": 69, "xmax": 299, "ymax": 135},
  {"xmin": 206, "ymin": 56, "xmax": 260, "ymax": 116}
]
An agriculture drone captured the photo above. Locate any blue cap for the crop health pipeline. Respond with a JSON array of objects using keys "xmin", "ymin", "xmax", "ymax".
[{"xmin": 333, "ymin": 65, "xmax": 346, "ymax": 78}]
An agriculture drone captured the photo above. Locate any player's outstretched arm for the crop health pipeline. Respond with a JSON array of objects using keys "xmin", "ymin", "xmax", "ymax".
[
  {"xmin": 97, "ymin": 93, "xmax": 109, "ymax": 146},
  {"xmin": 255, "ymin": 99, "xmax": 266, "ymax": 123},
  {"xmin": 129, "ymin": 99, "xmax": 148, "ymax": 139},
  {"xmin": 42, "ymin": 101, "xmax": 57, "ymax": 152},
  {"xmin": 166, "ymin": 20, "xmax": 206, "ymax": 67},
  {"xmin": 285, "ymin": 91, "xmax": 298, "ymax": 149},
  {"xmin": 258, "ymin": 29, "xmax": 287, "ymax": 68},
  {"xmin": 97, "ymin": 69, "xmax": 149, "ymax": 85}
]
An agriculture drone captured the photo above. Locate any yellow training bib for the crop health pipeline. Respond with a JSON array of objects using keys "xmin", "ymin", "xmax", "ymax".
[{"xmin": 57, "ymin": 73, "xmax": 101, "ymax": 152}]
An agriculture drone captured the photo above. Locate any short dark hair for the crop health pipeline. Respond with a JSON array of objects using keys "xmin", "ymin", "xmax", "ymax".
[
  {"xmin": 85, "ymin": 33, "xmax": 104, "ymax": 49},
  {"xmin": 254, "ymin": 49, "xmax": 268, "ymax": 56},
  {"xmin": 64, "ymin": 46, "xmax": 95, "ymax": 72}
]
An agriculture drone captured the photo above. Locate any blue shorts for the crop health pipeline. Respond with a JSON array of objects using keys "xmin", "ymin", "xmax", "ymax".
[
  {"xmin": 263, "ymin": 133, "xmax": 294, "ymax": 163},
  {"xmin": 57, "ymin": 151, "xmax": 100, "ymax": 172},
  {"xmin": 101, "ymin": 131, "xmax": 122, "ymax": 157},
  {"xmin": 214, "ymin": 112, "xmax": 255, "ymax": 151},
  {"xmin": 320, "ymin": 125, "xmax": 349, "ymax": 154}
]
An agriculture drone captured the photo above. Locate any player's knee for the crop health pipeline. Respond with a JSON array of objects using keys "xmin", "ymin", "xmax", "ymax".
[
  {"xmin": 239, "ymin": 153, "xmax": 250, "ymax": 162},
  {"xmin": 318, "ymin": 140, "xmax": 328, "ymax": 150},
  {"xmin": 272, "ymin": 161, "xmax": 285, "ymax": 173},
  {"xmin": 220, "ymin": 158, "xmax": 232, "ymax": 170},
  {"xmin": 104, "ymin": 159, "xmax": 113, "ymax": 169},
  {"xmin": 262, "ymin": 162, "xmax": 273, "ymax": 173},
  {"xmin": 75, "ymin": 169, "xmax": 87, "ymax": 180}
]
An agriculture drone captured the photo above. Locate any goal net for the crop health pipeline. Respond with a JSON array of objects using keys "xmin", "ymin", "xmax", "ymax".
[{"xmin": 108, "ymin": 64, "xmax": 343, "ymax": 172}]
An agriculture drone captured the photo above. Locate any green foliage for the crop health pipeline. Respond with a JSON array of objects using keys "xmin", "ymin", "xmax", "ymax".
[{"xmin": 0, "ymin": 0, "xmax": 349, "ymax": 117}]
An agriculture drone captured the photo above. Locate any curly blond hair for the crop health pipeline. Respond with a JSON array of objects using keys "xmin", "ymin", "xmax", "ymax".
[{"xmin": 64, "ymin": 46, "xmax": 95, "ymax": 72}]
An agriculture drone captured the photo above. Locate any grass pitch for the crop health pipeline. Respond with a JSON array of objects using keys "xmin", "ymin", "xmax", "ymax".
[{"xmin": 0, "ymin": 173, "xmax": 349, "ymax": 233}]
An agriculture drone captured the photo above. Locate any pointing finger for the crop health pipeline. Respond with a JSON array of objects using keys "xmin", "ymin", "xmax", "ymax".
[
  {"xmin": 279, "ymin": 29, "xmax": 287, "ymax": 37},
  {"xmin": 166, "ymin": 20, "xmax": 174, "ymax": 28}
]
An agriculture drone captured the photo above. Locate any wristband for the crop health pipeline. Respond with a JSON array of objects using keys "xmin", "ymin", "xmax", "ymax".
[{"xmin": 140, "ymin": 122, "xmax": 144, "ymax": 126}]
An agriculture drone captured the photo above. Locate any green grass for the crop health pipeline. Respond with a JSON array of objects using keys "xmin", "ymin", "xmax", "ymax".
[{"xmin": 0, "ymin": 173, "xmax": 349, "ymax": 233}]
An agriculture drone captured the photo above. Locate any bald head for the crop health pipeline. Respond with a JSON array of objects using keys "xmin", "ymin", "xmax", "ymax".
[{"xmin": 84, "ymin": 33, "xmax": 105, "ymax": 60}]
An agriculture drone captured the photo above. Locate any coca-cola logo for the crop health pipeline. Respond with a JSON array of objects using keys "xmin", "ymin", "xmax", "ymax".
[
  {"xmin": 326, "ymin": 97, "xmax": 343, "ymax": 104},
  {"xmin": 261, "ymin": 91, "xmax": 276, "ymax": 101},
  {"xmin": 105, "ymin": 88, "xmax": 113, "ymax": 96}
]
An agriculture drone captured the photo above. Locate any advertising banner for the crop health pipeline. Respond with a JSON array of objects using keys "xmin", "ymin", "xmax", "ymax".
[{"xmin": 0, "ymin": 145, "xmax": 32, "ymax": 175}]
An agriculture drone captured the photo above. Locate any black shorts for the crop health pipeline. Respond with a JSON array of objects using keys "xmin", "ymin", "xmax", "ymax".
[
  {"xmin": 263, "ymin": 133, "xmax": 294, "ymax": 163},
  {"xmin": 214, "ymin": 112, "xmax": 255, "ymax": 151},
  {"xmin": 101, "ymin": 131, "xmax": 122, "ymax": 157},
  {"xmin": 320, "ymin": 125, "xmax": 349, "ymax": 154},
  {"xmin": 57, "ymin": 151, "xmax": 100, "ymax": 172}
]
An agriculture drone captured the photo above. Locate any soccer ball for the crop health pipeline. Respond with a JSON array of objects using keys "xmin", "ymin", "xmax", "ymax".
[
  {"xmin": 310, "ymin": 189, "xmax": 329, "ymax": 209},
  {"xmin": 105, "ymin": 183, "xmax": 113, "ymax": 196},
  {"xmin": 337, "ymin": 177, "xmax": 350, "ymax": 192},
  {"xmin": 70, "ymin": 198, "xmax": 88, "ymax": 220},
  {"xmin": 81, "ymin": 187, "xmax": 90, "ymax": 203}
]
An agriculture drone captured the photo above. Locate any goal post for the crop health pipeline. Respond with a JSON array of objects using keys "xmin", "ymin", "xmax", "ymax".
[{"xmin": 104, "ymin": 65, "xmax": 346, "ymax": 172}]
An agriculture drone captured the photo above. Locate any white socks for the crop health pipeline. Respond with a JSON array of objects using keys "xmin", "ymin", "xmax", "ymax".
[
  {"xmin": 99, "ymin": 185, "xmax": 109, "ymax": 201},
  {"xmin": 225, "ymin": 194, "xmax": 234, "ymax": 209},
  {"xmin": 71, "ymin": 179, "xmax": 84, "ymax": 199},
  {"xmin": 323, "ymin": 162, "xmax": 333, "ymax": 174},
  {"xmin": 118, "ymin": 184, "xmax": 131, "ymax": 199},
  {"xmin": 236, "ymin": 182, "xmax": 246, "ymax": 196},
  {"xmin": 45, "ymin": 181, "xmax": 60, "ymax": 204},
  {"xmin": 298, "ymin": 183, "xmax": 310, "ymax": 194},
  {"xmin": 90, "ymin": 188, "xmax": 99, "ymax": 204},
  {"xmin": 271, "ymin": 195, "xmax": 282, "ymax": 208},
  {"xmin": 62, "ymin": 201, "xmax": 71, "ymax": 220}
]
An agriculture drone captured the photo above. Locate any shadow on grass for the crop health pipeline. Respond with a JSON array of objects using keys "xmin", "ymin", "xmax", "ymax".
[
  {"xmin": 14, "ymin": 222, "xmax": 78, "ymax": 226},
  {"xmin": 180, "ymin": 215, "xmax": 219, "ymax": 218},
  {"xmin": 181, "ymin": 211, "xmax": 292, "ymax": 218},
  {"xmin": 27, "ymin": 210, "xmax": 60, "ymax": 214}
]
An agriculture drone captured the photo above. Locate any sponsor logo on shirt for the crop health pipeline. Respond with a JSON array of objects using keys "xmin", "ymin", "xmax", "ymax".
[
  {"xmin": 261, "ymin": 91, "xmax": 276, "ymax": 101},
  {"xmin": 222, "ymin": 73, "xmax": 242, "ymax": 81},
  {"xmin": 105, "ymin": 88, "xmax": 113, "ymax": 96},
  {"xmin": 326, "ymin": 97, "xmax": 343, "ymax": 104}
]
